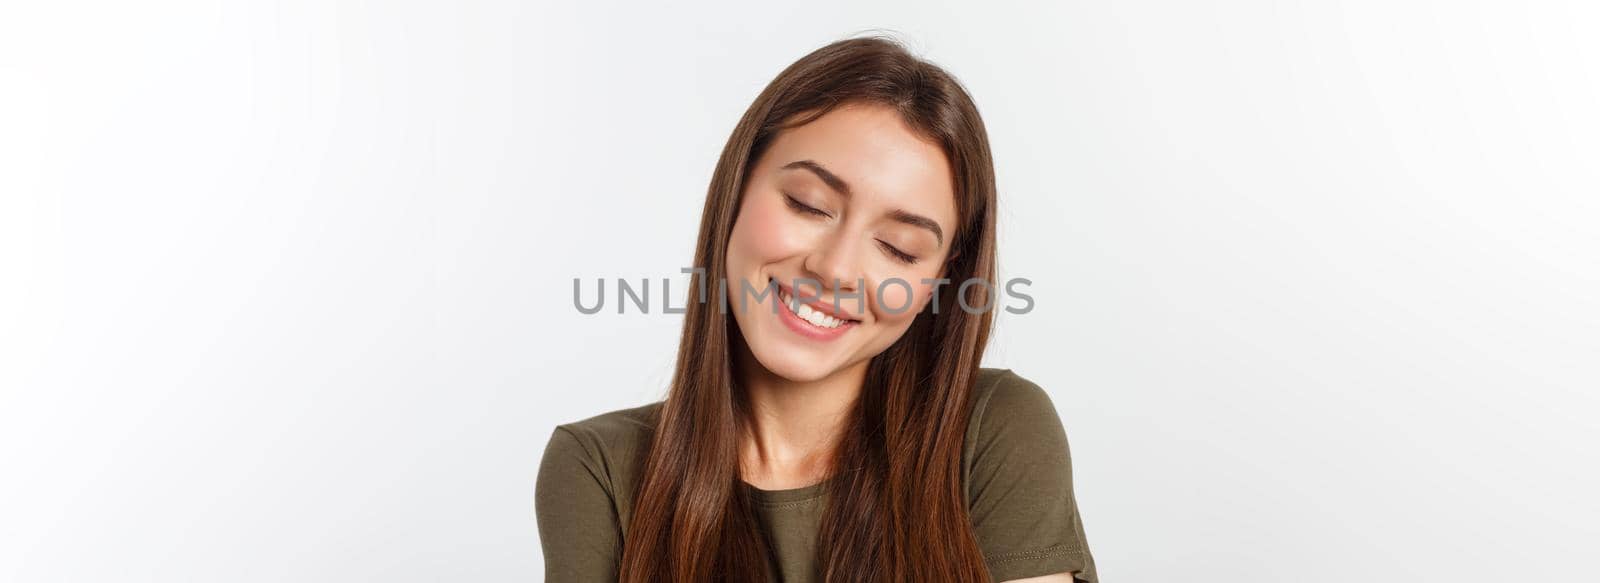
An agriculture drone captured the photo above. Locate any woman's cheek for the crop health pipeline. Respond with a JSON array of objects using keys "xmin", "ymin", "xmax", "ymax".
[
  {"xmin": 730, "ymin": 194, "xmax": 800, "ymax": 267},
  {"xmin": 871, "ymin": 278, "xmax": 929, "ymax": 322},
  {"xmin": 746, "ymin": 196, "xmax": 809, "ymax": 257}
]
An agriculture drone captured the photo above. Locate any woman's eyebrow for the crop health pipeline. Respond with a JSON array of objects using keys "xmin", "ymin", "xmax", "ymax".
[
  {"xmin": 781, "ymin": 159, "xmax": 944, "ymax": 246},
  {"xmin": 887, "ymin": 209, "xmax": 944, "ymax": 247},
  {"xmin": 781, "ymin": 159, "xmax": 852, "ymax": 196}
]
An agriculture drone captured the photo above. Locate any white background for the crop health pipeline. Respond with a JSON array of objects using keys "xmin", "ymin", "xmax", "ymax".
[{"xmin": 3, "ymin": 1, "xmax": 1597, "ymax": 581}]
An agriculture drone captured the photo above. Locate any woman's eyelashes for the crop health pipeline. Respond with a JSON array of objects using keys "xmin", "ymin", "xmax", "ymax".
[
  {"xmin": 784, "ymin": 192, "xmax": 921, "ymax": 265},
  {"xmin": 876, "ymin": 240, "xmax": 919, "ymax": 264},
  {"xmin": 783, "ymin": 193, "xmax": 832, "ymax": 218}
]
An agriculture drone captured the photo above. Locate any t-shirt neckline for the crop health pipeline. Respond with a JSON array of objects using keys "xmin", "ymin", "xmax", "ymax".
[{"xmin": 739, "ymin": 474, "xmax": 843, "ymax": 505}]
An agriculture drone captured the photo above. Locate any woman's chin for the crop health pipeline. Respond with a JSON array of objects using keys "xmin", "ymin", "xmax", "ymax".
[{"xmin": 750, "ymin": 347, "xmax": 843, "ymax": 384}]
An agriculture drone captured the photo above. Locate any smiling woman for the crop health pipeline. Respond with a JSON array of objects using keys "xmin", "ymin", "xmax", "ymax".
[
  {"xmin": 725, "ymin": 103, "xmax": 960, "ymax": 383},
  {"xmin": 536, "ymin": 35, "xmax": 1097, "ymax": 583}
]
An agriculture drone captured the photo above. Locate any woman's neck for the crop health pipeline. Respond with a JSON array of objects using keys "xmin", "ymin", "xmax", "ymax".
[{"xmin": 734, "ymin": 351, "xmax": 868, "ymax": 490}]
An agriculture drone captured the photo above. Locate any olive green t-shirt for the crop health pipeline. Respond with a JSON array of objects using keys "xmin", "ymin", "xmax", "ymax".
[{"xmin": 535, "ymin": 368, "xmax": 1098, "ymax": 582}]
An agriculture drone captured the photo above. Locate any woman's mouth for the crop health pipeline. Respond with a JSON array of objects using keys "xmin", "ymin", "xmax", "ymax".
[{"xmin": 772, "ymin": 279, "xmax": 861, "ymax": 340}]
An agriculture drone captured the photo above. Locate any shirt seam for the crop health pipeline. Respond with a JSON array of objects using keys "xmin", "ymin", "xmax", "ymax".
[
  {"xmin": 985, "ymin": 543, "xmax": 1077, "ymax": 564},
  {"xmin": 751, "ymin": 496, "xmax": 825, "ymax": 509}
]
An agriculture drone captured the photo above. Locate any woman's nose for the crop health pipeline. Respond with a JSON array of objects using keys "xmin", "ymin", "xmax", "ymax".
[{"xmin": 803, "ymin": 233, "xmax": 864, "ymax": 293}]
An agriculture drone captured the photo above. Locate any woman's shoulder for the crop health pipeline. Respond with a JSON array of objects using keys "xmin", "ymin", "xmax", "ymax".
[
  {"xmin": 547, "ymin": 399, "xmax": 663, "ymax": 464},
  {"xmin": 963, "ymin": 367, "xmax": 1075, "ymax": 491},
  {"xmin": 537, "ymin": 399, "xmax": 663, "ymax": 543},
  {"xmin": 969, "ymin": 367, "xmax": 1062, "ymax": 432},
  {"xmin": 539, "ymin": 400, "xmax": 661, "ymax": 504}
]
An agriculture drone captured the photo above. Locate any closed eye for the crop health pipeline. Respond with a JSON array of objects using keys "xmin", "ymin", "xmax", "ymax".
[
  {"xmin": 876, "ymin": 240, "xmax": 919, "ymax": 264},
  {"xmin": 783, "ymin": 193, "xmax": 832, "ymax": 218}
]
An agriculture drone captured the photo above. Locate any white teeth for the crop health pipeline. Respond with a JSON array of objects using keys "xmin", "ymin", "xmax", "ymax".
[
  {"xmin": 776, "ymin": 285, "xmax": 848, "ymax": 329},
  {"xmin": 807, "ymin": 310, "xmax": 826, "ymax": 326}
]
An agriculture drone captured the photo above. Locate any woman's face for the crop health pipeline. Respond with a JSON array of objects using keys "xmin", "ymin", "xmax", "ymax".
[{"xmin": 725, "ymin": 103, "xmax": 958, "ymax": 383}]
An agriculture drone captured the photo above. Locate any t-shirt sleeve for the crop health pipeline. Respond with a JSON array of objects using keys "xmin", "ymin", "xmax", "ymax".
[
  {"xmin": 535, "ymin": 425, "xmax": 624, "ymax": 582},
  {"xmin": 968, "ymin": 370, "xmax": 1098, "ymax": 582}
]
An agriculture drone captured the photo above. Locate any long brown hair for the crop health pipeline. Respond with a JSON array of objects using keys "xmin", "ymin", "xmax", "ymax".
[{"xmin": 620, "ymin": 35, "xmax": 999, "ymax": 583}]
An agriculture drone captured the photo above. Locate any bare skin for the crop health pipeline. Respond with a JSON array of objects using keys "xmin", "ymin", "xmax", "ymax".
[{"xmin": 731, "ymin": 344, "xmax": 862, "ymax": 490}]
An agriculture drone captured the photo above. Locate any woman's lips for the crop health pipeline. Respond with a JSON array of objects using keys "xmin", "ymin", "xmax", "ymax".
[{"xmin": 771, "ymin": 279, "xmax": 860, "ymax": 341}]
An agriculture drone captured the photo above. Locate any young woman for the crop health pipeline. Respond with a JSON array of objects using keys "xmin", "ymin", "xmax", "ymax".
[{"xmin": 537, "ymin": 36, "xmax": 1097, "ymax": 583}]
